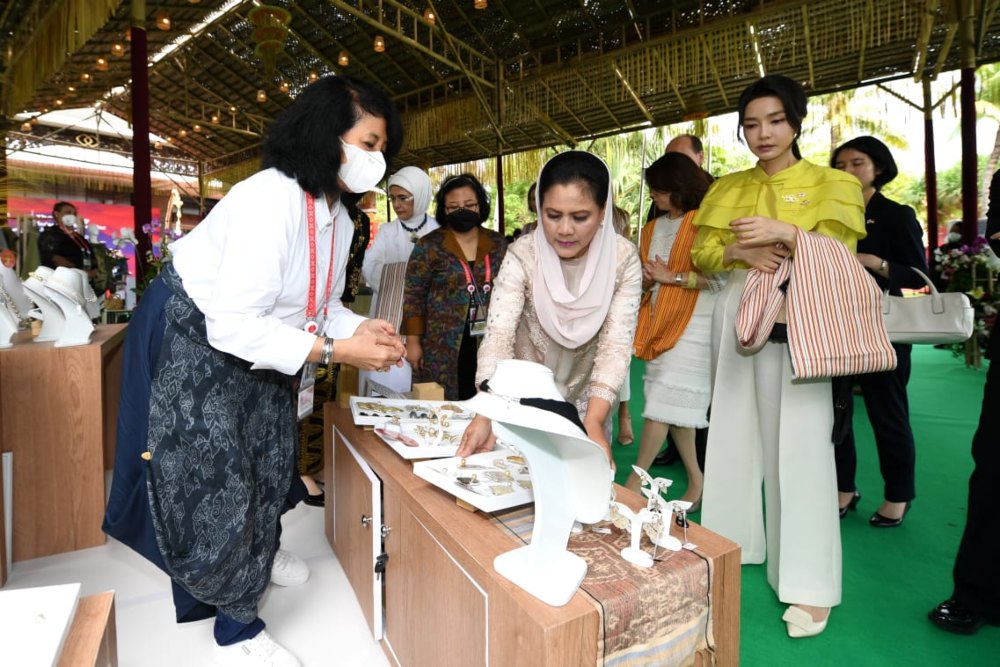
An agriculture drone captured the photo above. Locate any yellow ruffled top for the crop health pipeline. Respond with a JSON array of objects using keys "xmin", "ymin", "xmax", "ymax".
[{"xmin": 690, "ymin": 159, "xmax": 866, "ymax": 273}]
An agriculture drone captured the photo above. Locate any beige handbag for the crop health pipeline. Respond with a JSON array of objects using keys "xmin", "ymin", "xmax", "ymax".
[{"xmin": 882, "ymin": 267, "xmax": 975, "ymax": 344}]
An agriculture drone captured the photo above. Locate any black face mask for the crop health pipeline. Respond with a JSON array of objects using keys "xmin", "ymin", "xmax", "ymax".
[{"xmin": 444, "ymin": 208, "xmax": 481, "ymax": 233}]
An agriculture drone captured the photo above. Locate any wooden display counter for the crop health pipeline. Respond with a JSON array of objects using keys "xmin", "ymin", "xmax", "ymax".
[
  {"xmin": 323, "ymin": 404, "xmax": 740, "ymax": 666},
  {"xmin": 0, "ymin": 325, "xmax": 126, "ymax": 562}
]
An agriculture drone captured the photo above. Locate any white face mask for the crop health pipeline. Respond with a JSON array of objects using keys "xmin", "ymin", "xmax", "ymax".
[
  {"xmin": 339, "ymin": 140, "xmax": 386, "ymax": 193},
  {"xmin": 947, "ymin": 232, "xmax": 962, "ymax": 243},
  {"xmin": 60, "ymin": 214, "xmax": 78, "ymax": 228}
]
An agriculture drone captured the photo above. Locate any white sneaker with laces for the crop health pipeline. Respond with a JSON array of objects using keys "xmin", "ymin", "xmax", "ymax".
[
  {"xmin": 211, "ymin": 630, "xmax": 302, "ymax": 667},
  {"xmin": 269, "ymin": 548, "xmax": 309, "ymax": 586}
]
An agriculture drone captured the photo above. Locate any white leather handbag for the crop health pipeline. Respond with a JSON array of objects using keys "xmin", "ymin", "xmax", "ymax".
[{"xmin": 882, "ymin": 267, "xmax": 975, "ymax": 344}]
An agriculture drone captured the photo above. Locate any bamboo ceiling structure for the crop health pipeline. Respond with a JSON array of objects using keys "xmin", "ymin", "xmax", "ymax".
[{"xmin": 3, "ymin": 0, "xmax": 1000, "ymax": 177}]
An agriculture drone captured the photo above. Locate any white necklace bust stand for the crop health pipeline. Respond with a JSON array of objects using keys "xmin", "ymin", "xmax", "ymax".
[
  {"xmin": 464, "ymin": 359, "xmax": 614, "ymax": 607},
  {"xmin": 43, "ymin": 267, "xmax": 94, "ymax": 347},
  {"xmin": 23, "ymin": 268, "xmax": 66, "ymax": 343},
  {"xmin": 0, "ymin": 301, "xmax": 17, "ymax": 348},
  {"xmin": 0, "ymin": 265, "xmax": 32, "ymax": 348}
]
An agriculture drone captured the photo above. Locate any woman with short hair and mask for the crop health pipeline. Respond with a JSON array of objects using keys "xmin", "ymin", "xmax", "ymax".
[
  {"xmin": 39, "ymin": 201, "xmax": 97, "ymax": 281},
  {"xmin": 402, "ymin": 173, "xmax": 507, "ymax": 400},
  {"xmin": 362, "ymin": 166, "xmax": 439, "ymax": 310},
  {"xmin": 830, "ymin": 135, "xmax": 928, "ymax": 527},
  {"xmin": 102, "ymin": 75, "xmax": 406, "ymax": 667}
]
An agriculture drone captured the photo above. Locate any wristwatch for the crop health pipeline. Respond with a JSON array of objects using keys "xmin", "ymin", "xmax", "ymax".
[{"xmin": 674, "ymin": 272, "xmax": 685, "ymax": 286}]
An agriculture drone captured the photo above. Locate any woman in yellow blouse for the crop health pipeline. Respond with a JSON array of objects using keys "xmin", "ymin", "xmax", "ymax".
[{"xmin": 691, "ymin": 75, "xmax": 866, "ymax": 639}]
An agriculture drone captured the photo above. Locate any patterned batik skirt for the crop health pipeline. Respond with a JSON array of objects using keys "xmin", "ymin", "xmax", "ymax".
[{"xmin": 109, "ymin": 262, "xmax": 296, "ymax": 624}]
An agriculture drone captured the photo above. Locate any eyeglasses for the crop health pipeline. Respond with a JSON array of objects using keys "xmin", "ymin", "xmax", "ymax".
[
  {"xmin": 388, "ymin": 194, "xmax": 413, "ymax": 204},
  {"xmin": 444, "ymin": 202, "xmax": 479, "ymax": 214}
]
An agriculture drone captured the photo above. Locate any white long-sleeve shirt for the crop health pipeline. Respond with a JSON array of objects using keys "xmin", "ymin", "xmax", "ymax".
[
  {"xmin": 170, "ymin": 168, "xmax": 366, "ymax": 375},
  {"xmin": 362, "ymin": 216, "xmax": 439, "ymax": 292}
]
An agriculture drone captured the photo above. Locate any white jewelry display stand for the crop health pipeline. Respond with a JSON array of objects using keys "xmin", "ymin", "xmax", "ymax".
[
  {"xmin": 43, "ymin": 269, "xmax": 95, "ymax": 348},
  {"xmin": 0, "ymin": 302, "xmax": 17, "ymax": 349},
  {"xmin": 0, "ymin": 265, "xmax": 33, "ymax": 322},
  {"xmin": 466, "ymin": 359, "xmax": 614, "ymax": 607},
  {"xmin": 22, "ymin": 269, "xmax": 66, "ymax": 343}
]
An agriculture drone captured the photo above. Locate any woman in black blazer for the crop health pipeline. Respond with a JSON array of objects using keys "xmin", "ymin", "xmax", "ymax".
[{"xmin": 831, "ymin": 136, "xmax": 928, "ymax": 527}]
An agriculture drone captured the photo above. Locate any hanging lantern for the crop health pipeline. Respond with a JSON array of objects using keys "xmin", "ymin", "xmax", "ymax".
[
  {"xmin": 247, "ymin": 4, "xmax": 291, "ymax": 74},
  {"xmin": 155, "ymin": 11, "xmax": 171, "ymax": 30},
  {"xmin": 256, "ymin": 89, "xmax": 267, "ymax": 103},
  {"xmin": 192, "ymin": 124, "xmax": 202, "ymax": 133},
  {"xmin": 54, "ymin": 99, "xmax": 63, "ymax": 106},
  {"xmin": 423, "ymin": 8, "xmax": 436, "ymax": 24},
  {"xmin": 111, "ymin": 42, "xmax": 125, "ymax": 57},
  {"xmin": 338, "ymin": 51, "xmax": 349, "ymax": 67},
  {"xmin": 210, "ymin": 112, "xmax": 220, "ymax": 124},
  {"xmin": 67, "ymin": 85, "xmax": 76, "ymax": 92},
  {"xmin": 308, "ymin": 71, "xmax": 319, "ymax": 83},
  {"xmin": 20, "ymin": 122, "xmax": 31, "ymax": 132},
  {"xmin": 81, "ymin": 72, "xmax": 91, "ymax": 82},
  {"xmin": 229, "ymin": 105, "xmax": 237, "ymax": 113},
  {"xmin": 474, "ymin": 0, "xmax": 487, "ymax": 8},
  {"xmin": 96, "ymin": 56, "xmax": 109, "ymax": 71},
  {"xmin": 279, "ymin": 80, "xmax": 290, "ymax": 94},
  {"xmin": 374, "ymin": 35, "xmax": 386, "ymax": 52},
  {"xmin": 154, "ymin": 141, "xmax": 164, "ymax": 150}
]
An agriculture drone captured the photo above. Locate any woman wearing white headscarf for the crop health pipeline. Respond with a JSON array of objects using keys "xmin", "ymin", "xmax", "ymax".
[
  {"xmin": 362, "ymin": 166, "xmax": 438, "ymax": 309},
  {"xmin": 457, "ymin": 151, "xmax": 642, "ymax": 461}
]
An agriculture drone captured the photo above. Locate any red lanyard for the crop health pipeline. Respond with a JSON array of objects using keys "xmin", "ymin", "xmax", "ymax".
[
  {"xmin": 459, "ymin": 254, "xmax": 491, "ymax": 297},
  {"xmin": 304, "ymin": 193, "xmax": 336, "ymax": 334}
]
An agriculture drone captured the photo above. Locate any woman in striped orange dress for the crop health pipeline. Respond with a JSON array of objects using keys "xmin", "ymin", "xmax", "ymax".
[{"xmin": 625, "ymin": 153, "xmax": 718, "ymax": 502}]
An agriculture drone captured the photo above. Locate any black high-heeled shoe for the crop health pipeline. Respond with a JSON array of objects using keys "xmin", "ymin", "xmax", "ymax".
[
  {"xmin": 870, "ymin": 501, "xmax": 910, "ymax": 527},
  {"xmin": 838, "ymin": 490, "xmax": 861, "ymax": 519}
]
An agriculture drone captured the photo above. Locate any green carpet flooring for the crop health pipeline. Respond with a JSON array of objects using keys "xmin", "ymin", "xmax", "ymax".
[{"xmin": 610, "ymin": 346, "xmax": 998, "ymax": 665}]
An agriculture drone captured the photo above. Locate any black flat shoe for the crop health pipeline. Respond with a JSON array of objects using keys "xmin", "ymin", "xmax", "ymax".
[
  {"xmin": 303, "ymin": 491, "xmax": 325, "ymax": 508},
  {"xmin": 928, "ymin": 599, "xmax": 985, "ymax": 635},
  {"xmin": 869, "ymin": 501, "xmax": 910, "ymax": 527},
  {"xmin": 838, "ymin": 490, "xmax": 861, "ymax": 519}
]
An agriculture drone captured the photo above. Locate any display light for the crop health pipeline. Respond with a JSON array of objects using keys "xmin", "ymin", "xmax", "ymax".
[
  {"xmin": 308, "ymin": 71, "xmax": 319, "ymax": 83},
  {"xmin": 256, "ymin": 89, "xmax": 267, "ymax": 103},
  {"xmin": 279, "ymin": 80, "xmax": 289, "ymax": 94},
  {"xmin": 155, "ymin": 11, "xmax": 171, "ymax": 31},
  {"xmin": 374, "ymin": 35, "xmax": 386, "ymax": 52},
  {"xmin": 96, "ymin": 56, "xmax": 109, "ymax": 71},
  {"xmin": 20, "ymin": 122, "xmax": 31, "ymax": 132},
  {"xmin": 193, "ymin": 124, "xmax": 202, "ymax": 133},
  {"xmin": 111, "ymin": 42, "xmax": 125, "ymax": 57},
  {"xmin": 81, "ymin": 72, "xmax": 91, "ymax": 82},
  {"xmin": 338, "ymin": 51, "xmax": 349, "ymax": 67},
  {"xmin": 54, "ymin": 99, "xmax": 63, "ymax": 106},
  {"xmin": 474, "ymin": 0, "xmax": 487, "ymax": 8},
  {"xmin": 178, "ymin": 129, "xmax": 188, "ymax": 138},
  {"xmin": 423, "ymin": 8, "xmax": 436, "ymax": 24},
  {"xmin": 210, "ymin": 112, "xmax": 220, "ymax": 123},
  {"xmin": 67, "ymin": 85, "xmax": 76, "ymax": 92}
]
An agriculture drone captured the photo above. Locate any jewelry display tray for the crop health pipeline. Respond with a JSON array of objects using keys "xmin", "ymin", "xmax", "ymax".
[
  {"xmin": 371, "ymin": 420, "xmax": 469, "ymax": 460},
  {"xmin": 349, "ymin": 396, "xmax": 475, "ymax": 426},
  {"xmin": 412, "ymin": 450, "xmax": 535, "ymax": 513}
]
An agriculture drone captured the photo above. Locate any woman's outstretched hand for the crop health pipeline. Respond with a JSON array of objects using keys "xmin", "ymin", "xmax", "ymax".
[{"xmin": 457, "ymin": 414, "xmax": 496, "ymax": 457}]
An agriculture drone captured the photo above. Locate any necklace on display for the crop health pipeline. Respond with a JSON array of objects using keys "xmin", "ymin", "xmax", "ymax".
[{"xmin": 400, "ymin": 214, "xmax": 428, "ymax": 243}]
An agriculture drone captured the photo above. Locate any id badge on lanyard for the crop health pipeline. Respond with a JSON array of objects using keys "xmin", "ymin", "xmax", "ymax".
[
  {"xmin": 463, "ymin": 256, "xmax": 491, "ymax": 337},
  {"xmin": 297, "ymin": 362, "xmax": 318, "ymax": 420}
]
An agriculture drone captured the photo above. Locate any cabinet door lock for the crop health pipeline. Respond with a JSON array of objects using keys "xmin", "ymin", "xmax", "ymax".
[
  {"xmin": 361, "ymin": 514, "xmax": 372, "ymax": 528},
  {"xmin": 374, "ymin": 552, "xmax": 389, "ymax": 579}
]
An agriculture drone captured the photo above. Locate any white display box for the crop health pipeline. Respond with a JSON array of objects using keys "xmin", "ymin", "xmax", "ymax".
[{"xmin": 413, "ymin": 450, "xmax": 535, "ymax": 513}]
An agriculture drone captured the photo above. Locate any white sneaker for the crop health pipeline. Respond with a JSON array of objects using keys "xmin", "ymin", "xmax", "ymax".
[
  {"xmin": 211, "ymin": 630, "xmax": 302, "ymax": 667},
  {"xmin": 269, "ymin": 548, "xmax": 309, "ymax": 586}
]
